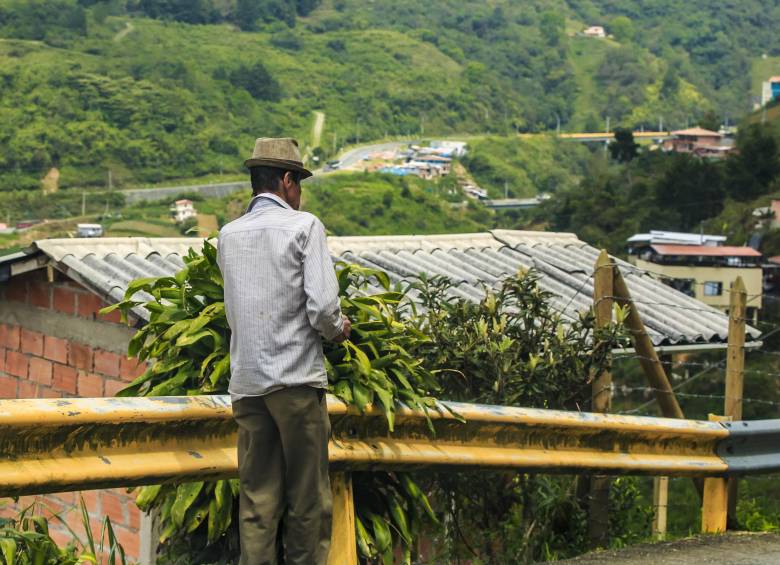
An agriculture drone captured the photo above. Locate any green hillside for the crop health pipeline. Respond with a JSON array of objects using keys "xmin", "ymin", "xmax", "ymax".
[{"xmin": 1, "ymin": 0, "xmax": 779, "ymax": 195}]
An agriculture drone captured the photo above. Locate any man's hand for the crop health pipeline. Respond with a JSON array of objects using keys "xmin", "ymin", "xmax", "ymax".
[{"xmin": 333, "ymin": 316, "xmax": 352, "ymax": 343}]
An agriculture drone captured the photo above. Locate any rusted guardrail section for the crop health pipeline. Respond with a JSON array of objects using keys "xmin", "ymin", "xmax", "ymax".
[
  {"xmin": 0, "ymin": 395, "xmax": 773, "ymax": 564},
  {"xmin": 0, "ymin": 395, "xmax": 730, "ymax": 498}
]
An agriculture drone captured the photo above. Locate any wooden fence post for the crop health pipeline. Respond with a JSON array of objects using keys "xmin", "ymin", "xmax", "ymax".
[
  {"xmin": 724, "ymin": 277, "xmax": 746, "ymax": 529},
  {"xmin": 588, "ymin": 250, "xmax": 613, "ymax": 548},
  {"xmin": 612, "ymin": 268, "xmax": 684, "ymax": 419},
  {"xmin": 328, "ymin": 472, "xmax": 358, "ymax": 565}
]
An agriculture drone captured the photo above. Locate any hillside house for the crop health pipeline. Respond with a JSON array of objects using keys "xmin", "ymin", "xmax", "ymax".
[
  {"xmin": 170, "ymin": 199, "xmax": 197, "ymax": 223},
  {"xmin": 414, "ymin": 154, "xmax": 452, "ymax": 175},
  {"xmin": 583, "ymin": 26, "xmax": 606, "ymax": 38},
  {"xmin": 761, "ymin": 76, "xmax": 780, "ymax": 107},
  {"xmin": 661, "ymin": 127, "xmax": 730, "ymax": 156},
  {"xmin": 627, "ymin": 231, "xmax": 763, "ymax": 317}
]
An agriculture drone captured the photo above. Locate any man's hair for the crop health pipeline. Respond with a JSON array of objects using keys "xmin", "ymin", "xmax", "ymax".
[{"xmin": 250, "ymin": 166, "xmax": 301, "ymax": 194}]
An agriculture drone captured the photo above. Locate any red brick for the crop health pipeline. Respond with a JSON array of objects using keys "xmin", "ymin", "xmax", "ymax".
[
  {"xmin": 6, "ymin": 350, "xmax": 28, "ymax": 379},
  {"xmin": 29, "ymin": 357, "xmax": 53, "ymax": 386},
  {"xmin": 93, "ymin": 350, "xmax": 120, "ymax": 378},
  {"xmin": 79, "ymin": 490, "xmax": 100, "ymax": 515},
  {"xmin": 104, "ymin": 379, "xmax": 127, "ymax": 397},
  {"xmin": 78, "ymin": 372, "xmax": 103, "ymax": 397},
  {"xmin": 18, "ymin": 381, "xmax": 40, "ymax": 398},
  {"xmin": 28, "ymin": 282, "xmax": 51, "ymax": 309},
  {"xmin": 0, "ymin": 324, "xmax": 20, "ymax": 350},
  {"xmin": 100, "ymin": 491, "xmax": 126, "ymax": 526},
  {"xmin": 43, "ymin": 336, "xmax": 68, "ymax": 363},
  {"xmin": 119, "ymin": 357, "xmax": 146, "ymax": 382},
  {"xmin": 0, "ymin": 375, "xmax": 18, "ymax": 398},
  {"xmin": 100, "ymin": 307, "xmax": 123, "ymax": 324},
  {"xmin": 53, "ymin": 364, "xmax": 78, "ymax": 394},
  {"xmin": 20, "ymin": 328, "xmax": 44, "ymax": 356},
  {"xmin": 77, "ymin": 293, "xmax": 103, "ymax": 319},
  {"xmin": 52, "ymin": 491, "xmax": 77, "ymax": 506},
  {"xmin": 52, "ymin": 287, "xmax": 76, "ymax": 315},
  {"xmin": 48, "ymin": 528, "xmax": 73, "ymax": 549},
  {"xmin": 68, "ymin": 342, "xmax": 93, "ymax": 371},
  {"xmin": 110, "ymin": 524, "xmax": 140, "ymax": 560},
  {"xmin": 0, "ymin": 347, "xmax": 5, "ymax": 372},
  {"xmin": 127, "ymin": 501, "xmax": 141, "ymax": 530},
  {"xmin": 5, "ymin": 279, "xmax": 26, "ymax": 303}
]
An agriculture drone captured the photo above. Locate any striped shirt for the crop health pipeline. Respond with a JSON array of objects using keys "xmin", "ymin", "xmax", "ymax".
[{"xmin": 217, "ymin": 193, "xmax": 344, "ymax": 401}]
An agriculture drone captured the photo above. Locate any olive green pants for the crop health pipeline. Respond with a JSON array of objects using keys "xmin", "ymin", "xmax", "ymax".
[{"xmin": 233, "ymin": 387, "xmax": 332, "ymax": 565}]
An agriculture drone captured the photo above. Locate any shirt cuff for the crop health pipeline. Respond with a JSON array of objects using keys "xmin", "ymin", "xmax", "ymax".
[{"xmin": 323, "ymin": 313, "xmax": 345, "ymax": 341}]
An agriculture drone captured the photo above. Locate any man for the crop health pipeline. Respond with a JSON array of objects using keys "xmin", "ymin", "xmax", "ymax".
[{"xmin": 217, "ymin": 137, "xmax": 351, "ymax": 564}]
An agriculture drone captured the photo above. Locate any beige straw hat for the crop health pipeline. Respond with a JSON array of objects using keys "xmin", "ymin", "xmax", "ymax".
[{"xmin": 244, "ymin": 137, "xmax": 312, "ymax": 179}]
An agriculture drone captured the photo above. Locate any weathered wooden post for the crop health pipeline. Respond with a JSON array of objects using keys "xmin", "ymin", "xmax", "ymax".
[
  {"xmin": 612, "ymin": 268, "xmax": 684, "ymax": 419},
  {"xmin": 328, "ymin": 472, "xmax": 358, "ymax": 565},
  {"xmin": 724, "ymin": 277, "xmax": 746, "ymax": 529},
  {"xmin": 652, "ymin": 476, "xmax": 669, "ymax": 539},
  {"xmin": 588, "ymin": 250, "xmax": 613, "ymax": 547}
]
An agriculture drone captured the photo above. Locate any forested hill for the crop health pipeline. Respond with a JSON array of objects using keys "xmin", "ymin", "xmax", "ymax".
[{"xmin": 1, "ymin": 0, "xmax": 779, "ymax": 191}]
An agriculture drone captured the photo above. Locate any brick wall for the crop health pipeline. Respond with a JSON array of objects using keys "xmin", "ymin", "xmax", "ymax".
[{"xmin": 0, "ymin": 269, "xmax": 149, "ymax": 562}]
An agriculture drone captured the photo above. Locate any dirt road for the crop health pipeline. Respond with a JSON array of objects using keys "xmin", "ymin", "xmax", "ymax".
[{"xmin": 557, "ymin": 532, "xmax": 780, "ymax": 564}]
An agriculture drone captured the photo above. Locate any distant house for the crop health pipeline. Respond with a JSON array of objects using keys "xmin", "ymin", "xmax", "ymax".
[
  {"xmin": 761, "ymin": 76, "xmax": 780, "ymax": 107},
  {"xmin": 661, "ymin": 127, "xmax": 733, "ymax": 158},
  {"xmin": 414, "ymin": 155, "xmax": 452, "ymax": 175},
  {"xmin": 627, "ymin": 230, "xmax": 763, "ymax": 317},
  {"xmin": 583, "ymin": 26, "xmax": 606, "ymax": 38},
  {"xmin": 170, "ymin": 199, "xmax": 197, "ymax": 224},
  {"xmin": 428, "ymin": 140, "xmax": 468, "ymax": 158},
  {"xmin": 752, "ymin": 199, "xmax": 780, "ymax": 230}
]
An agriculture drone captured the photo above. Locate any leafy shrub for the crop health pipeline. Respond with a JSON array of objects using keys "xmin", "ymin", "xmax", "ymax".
[
  {"xmin": 103, "ymin": 242, "xmax": 442, "ymax": 563},
  {"xmin": 0, "ymin": 497, "xmax": 127, "ymax": 564}
]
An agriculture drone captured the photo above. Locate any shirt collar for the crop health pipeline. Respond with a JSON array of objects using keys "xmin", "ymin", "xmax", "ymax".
[{"xmin": 248, "ymin": 192, "xmax": 293, "ymax": 212}]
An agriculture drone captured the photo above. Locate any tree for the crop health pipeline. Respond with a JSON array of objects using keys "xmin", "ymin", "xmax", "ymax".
[
  {"xmin": 699, "ymin": 110, "xmax": 720, "ymax": 132},
  {"xmin": 609, "ymin": 15, "xmax": 635, "ymax": 43},
  {"xmin": 609, "ymin": 128, "xmax": 639, "ymax": 163},
  {"xmin": 725, "ymin": 123, "xmax": 780, "ymax": 201},
  {"xmin": 235, "ymin": 0, "xmax": 263, "ymax": 30}
]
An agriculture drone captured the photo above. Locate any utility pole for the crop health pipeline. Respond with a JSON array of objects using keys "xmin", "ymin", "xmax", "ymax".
[
  {"xmin": 81, "ymin": 192, "xmax": 86, "ymax": 217},
  {"xmin": 659, "ymin": 116, "xmax": 664, "ymax": 132},
  {"xmin": 332, "ymin": 133, "xmax": 337, "ymax": 154},
  {"xmin": 108, "ymin": 169, "xmax": 113, "ymax": 192},
  {"xmin": 504, "ymin": 181, "xmax": 509, "ymax": 199},
  {"xmin": 556, "ymin": 113, "xmax": 561, "ymax": 136},
  {"xmin": 605, "ymin": 116, "xmax": 610, "ymax": 133}
]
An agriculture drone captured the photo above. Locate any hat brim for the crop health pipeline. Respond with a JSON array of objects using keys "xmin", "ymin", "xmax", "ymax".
[{"xmin": 244, "ymin": 157, "xmax": 313, "ymax": 179}]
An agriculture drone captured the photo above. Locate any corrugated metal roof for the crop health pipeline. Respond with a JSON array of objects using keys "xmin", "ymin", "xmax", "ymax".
[
  {"xmin": 20, "ymin": 232, "xmax": 760, "ymax": 347},
  {"xmin": 651, "ymin": 244, "xmax": 763, "ymax": 257}
]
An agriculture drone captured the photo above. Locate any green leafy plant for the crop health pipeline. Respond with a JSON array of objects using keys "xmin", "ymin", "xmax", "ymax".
[
  {"xmin": 0, "ymin": 497, "xmax": 127, "ymax": 565},
  {"xmin": 102, "ymin": 241, "xmax": 441, "ymax": 563}
]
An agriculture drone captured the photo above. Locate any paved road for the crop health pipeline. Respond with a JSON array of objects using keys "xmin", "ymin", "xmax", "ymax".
[
  {"xmin": 557, "ymin": 532, "xmax": 780, "ymax": 564},
  {"xmin": 336, "ymin": 141, "xmax": 415, "ymax": 170},
  {"xmin": 121, "ymin": 180, "xmax": 249, "ymax": 204}
]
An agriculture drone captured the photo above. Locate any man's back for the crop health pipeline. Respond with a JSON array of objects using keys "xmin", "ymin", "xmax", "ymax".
[{"xmin": 218, "ymin": 194, "xmax": 342, "ymax": 399}]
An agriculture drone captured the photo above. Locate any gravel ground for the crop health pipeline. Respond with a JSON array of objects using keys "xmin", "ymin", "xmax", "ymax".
[{"xmin": 554, "ymin": 532, "xmax": 780, "ymax": 564}]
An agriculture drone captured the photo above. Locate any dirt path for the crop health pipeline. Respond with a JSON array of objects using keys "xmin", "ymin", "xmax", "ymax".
[
  {"xmin": 113, "ymin": 21, "xmax": 134, "ymax": 42},
  {"xmin": 312, "ymin": 111, "xmax": 325, "ymax": 148},
  {"xmin": 556, "ymin": 532, "xmax": 780, "ymax": 564}
]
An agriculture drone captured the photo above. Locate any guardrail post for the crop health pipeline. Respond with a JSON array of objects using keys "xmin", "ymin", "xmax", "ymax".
[
  {"xmin": 724, "ymin": 277, "xmax": 746, "ymax": 529},
  {"xmin": 588, "ymin": 250, "xmax": 613, "ymax": 547},
  {"xmin": 652, "ymin": 476, "xmax": 669, "ymax": 539},
  {"xmin": 328, "ymin": 472, "xmax": 358, "ymax": 565},
  {"xmin": 702, "ymin": 414, "xmax": 729, "ymax": 534}
]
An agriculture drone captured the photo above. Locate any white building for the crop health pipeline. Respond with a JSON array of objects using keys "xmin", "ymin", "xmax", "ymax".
[
  {"xmin": 170, "ymin": 199, "xmax": 197, "ymax": 223},
  {"xmin": 583, "ymin": 26, "xmax": 606, "ymax": 38}
]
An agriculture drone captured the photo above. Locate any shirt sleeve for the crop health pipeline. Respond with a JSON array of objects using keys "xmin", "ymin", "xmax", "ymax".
[{"xmin": 302, "ymin": 219, "xmax": 344, "ymax": 340}]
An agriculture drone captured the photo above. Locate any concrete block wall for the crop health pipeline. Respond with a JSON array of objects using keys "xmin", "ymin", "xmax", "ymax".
[{"xmin": 0, "ymin": 268, "xmax": 151, "ymax": 562}]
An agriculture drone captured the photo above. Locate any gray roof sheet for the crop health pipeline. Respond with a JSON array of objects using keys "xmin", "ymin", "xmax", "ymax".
[{"xmin": 17, "ymin": 232, "xmax": 760, "ymax": 347}]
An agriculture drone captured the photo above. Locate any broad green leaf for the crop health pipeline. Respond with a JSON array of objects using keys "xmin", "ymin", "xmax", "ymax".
[{"xmin": 170, "ymin": 482, "xmax": 204, "ymax": 528}]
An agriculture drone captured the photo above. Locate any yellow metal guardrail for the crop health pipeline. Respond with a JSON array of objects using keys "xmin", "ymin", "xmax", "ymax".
[
  {"xmin": 0, "ymin": 394, "xmax": 729, "ymax": 498},
  {"xmin": 0, "ymin": 395, "xmax": 738, "ymax": 563}
]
